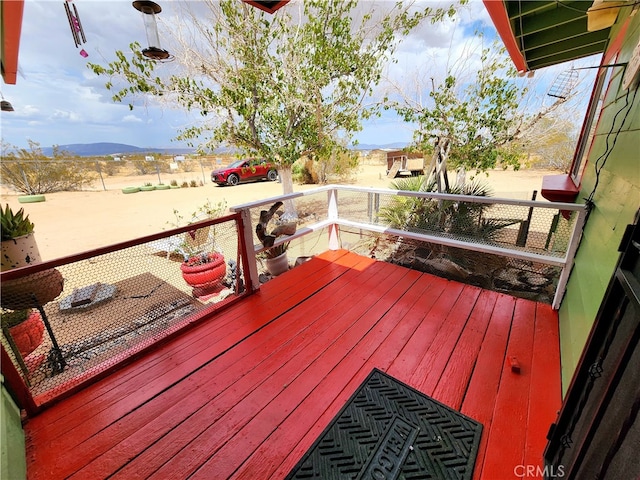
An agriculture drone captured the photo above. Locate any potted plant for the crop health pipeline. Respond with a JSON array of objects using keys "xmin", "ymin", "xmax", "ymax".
[
  {"xmin": 166, "ymin": 200, "xmax": 229, "ymax": 296},
  {"xmin": 0, "ymin": 203, "xmax": 64, "ymax": 309},
  {"xmin": 263, "ymin": 241, "xmax": 290, "ymax": 276},
  {"xmin": 1, "ymin": 308, "xmax": 45, "ymax": 359},
  {"xmin": 180, "ymin": 251, "xmax": 227, "ymax": 295},
  {"xmin": 255, "ymin": 201, "xmax": 296, "ymax": 277},
  {"xmin": 1, "ymin": 203, "xmax": 41, "ymax": 271}
]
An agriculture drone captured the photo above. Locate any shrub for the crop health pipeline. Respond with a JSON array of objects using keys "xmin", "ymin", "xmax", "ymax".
[
  {"xmin": 1, "ymin": 140, "xmax": 97, "ymax": 194},
  {"xmin": 170, "ymin": 179, "xmax": 178, "ymax": 187},
  {"xmin": 292, "ymin": 162, "xmax": 313, "ymax": 184},
  {"xmin": 380, "ymin": 176, "xmax": 518, "ymax": 242}
]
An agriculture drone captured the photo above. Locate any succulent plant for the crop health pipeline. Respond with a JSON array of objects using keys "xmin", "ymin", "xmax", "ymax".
[
  {"xmin": 1, "ymin": 204, "xmax": 35, "ymax": 241},
  {"xmin": 0, "ymin": 308, "xmax": 31, "ymax": 329}
]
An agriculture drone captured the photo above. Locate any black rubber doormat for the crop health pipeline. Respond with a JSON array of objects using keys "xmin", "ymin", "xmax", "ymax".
[{"xmin": 286, "ymin": 368, "xmax": 482, "ymax": 480}]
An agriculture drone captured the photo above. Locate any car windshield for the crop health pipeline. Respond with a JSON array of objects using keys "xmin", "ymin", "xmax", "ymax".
[{"xmin": 228, "ymin": 160, "xmax": 246, "ymax": 168}]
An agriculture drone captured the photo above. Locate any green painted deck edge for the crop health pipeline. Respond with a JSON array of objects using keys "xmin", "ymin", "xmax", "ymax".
[{"xmin": 1, "ymin": 377, "xmax": 26, "ymax": 480}]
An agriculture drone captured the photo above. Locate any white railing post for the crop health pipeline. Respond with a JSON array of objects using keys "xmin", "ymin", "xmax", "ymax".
[
  {"xmin": 327, "ymin": 187, "xmax": 340, "ymax": 250},
  {"xmin": 552, "ymin": 207, "xmax": 588, "ymax": 309},
  {"xmin": 238, "ymin": 207, "xmax": 261, "ymax": 292}
]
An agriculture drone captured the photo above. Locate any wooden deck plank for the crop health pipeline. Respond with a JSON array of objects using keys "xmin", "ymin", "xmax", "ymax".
[
  {"xmin": 432, "ymin": 289, "xmax": 499, "ymax": 410},
  {"xmin": 412, "ymin": 284, "xmax": 482, "ymax": 395},
  {"xmin": 43, "ymin": 256, "xmax": 383, "ymax": 479},
  {"xmin": 460, "ymin": 293, "xmax": 516, "ymax": 480},
  {"xmin": 386, "ymin": 280, "xmax": 465, "ymax": 385},
  {"xmin": 480, "ymin": 298, "xmax": 536, "ymax": 479},
  {"xmin": 139, "ymin": 262, "xmax": 413, "ymax": 479},
  {"xmin": 524, "ymin": 302, "xmax": 562, "ymax": 468},
  {"xmin": 22, "ymin": 251, "xmax": 561, "ymax": 480}
]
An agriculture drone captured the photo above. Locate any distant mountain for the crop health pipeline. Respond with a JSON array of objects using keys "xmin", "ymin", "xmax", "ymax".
[
  {"xmin": 351, "ymin": 142, "xmax": 409, "ymax": 150},
  {"xmin": 42, "ymin": 143, "xmax": 196, "ymax": 157},
  {"xmin": 39, "ymin": 141, "xmax": 408, "ymax": 157}
]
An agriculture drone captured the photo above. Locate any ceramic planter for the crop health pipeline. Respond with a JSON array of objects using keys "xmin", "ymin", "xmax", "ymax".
[
  {"xmin": 1, "ymin": 268, "xmax": 65, "ymax": 310},
  {"xmin": 266, "ymin": 252, "xmax": 289, "ymax": 276},
  {"xmin": 180, "ymin": 252, "xmax": 226, "ymax": 289},
  {"xmin": 1, "ymin": 233, "xmax": 41, "ymax": 271},
  {"xmin": 8, "ymin": 310, "xmax": 45, "ymax": 358}
]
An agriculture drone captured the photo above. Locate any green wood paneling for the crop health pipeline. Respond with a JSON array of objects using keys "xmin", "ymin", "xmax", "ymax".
[
  {"xmin": 559, "ymin": 12, "xmax": 640, "ymax": 395},
  {"xmin": 1, "ymin": 380, "xmax": 26, "ymax": 480}
]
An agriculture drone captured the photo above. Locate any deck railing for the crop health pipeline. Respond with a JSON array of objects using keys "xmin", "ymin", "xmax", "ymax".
[
  {"xmin": 0, "ymin": 213, "xmax": 251, "ymax": 411},
  {"xmin": 231, "ymin": 185, "xmax": 587, "ymax": 310},
  {"xmin": 1, "ymin": 185, "xmax": 587, "ymax": 411}
]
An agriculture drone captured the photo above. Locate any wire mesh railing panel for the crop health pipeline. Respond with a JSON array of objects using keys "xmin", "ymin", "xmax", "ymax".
[
  {"xmin": 1, "ymin": 215, "xmax": 246, "ymax": 401},
  {"xmin": 336, "ymin": 190, "xmax": 577, "ymax": 258},
  {"xmin": 243, "ymin": 191, "xmax": 330, "ymax": 239},
  {"xmin": 241, "ymin": 192, "xmax": 332, "ymax": 279},
  {"xmin": 338, "ymin": 229, "xmax": 562, "ymax": 304}
]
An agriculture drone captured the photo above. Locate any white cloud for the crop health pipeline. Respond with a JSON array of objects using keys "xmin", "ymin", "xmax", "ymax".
[
  {"xmin": 122, "ymin": 114, "xmax": 144, "ymax": 124},
  {"xmin": 1, "ymin": 0, "xmax": 588, "ymax": 151}
]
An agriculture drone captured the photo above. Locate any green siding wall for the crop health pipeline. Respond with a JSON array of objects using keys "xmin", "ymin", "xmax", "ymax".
[
  {"xmin": 1, "ymin": 378, "xmax": 26, "ymax": 480},
  {"xmin": 559, "ymin": 12, "xmax": 640, "ymax": 393}
]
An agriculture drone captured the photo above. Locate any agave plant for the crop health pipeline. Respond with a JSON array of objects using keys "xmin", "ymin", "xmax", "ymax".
[
  {"xmin": 380, "ymin": 175, "xmax": 517, "ymax": 242},
  {"xmin": 263, "ymin": 241, "xmax": 289, "ymax": 259},
  {"xmin": 1, "ymin": 204, "xmax": 35, "ymax": 241}
]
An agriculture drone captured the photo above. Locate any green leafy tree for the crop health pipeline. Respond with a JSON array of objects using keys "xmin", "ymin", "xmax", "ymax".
[
  {"xmin": 1, "ymin": 140, "xmax": 96, "ymax": 194},
  {"xmin": 390, "ymin": 41, "xmax": 525, "ymax": 176},
  {"xmin": 522, "ymin": 116, "xmax": 578, "ymax": 171},
  {"xmin": 387, "ymin": 35, "xmax": 578, "ymax": 185},
  {"xmin": 88, "ymin": 0, "xmax": 459, "ymax": 215}
]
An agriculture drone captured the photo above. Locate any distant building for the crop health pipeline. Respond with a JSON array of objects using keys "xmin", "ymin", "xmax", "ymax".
[{"xmin": 386, "ymin": 150, "xmax": 424, "ymax": 177}]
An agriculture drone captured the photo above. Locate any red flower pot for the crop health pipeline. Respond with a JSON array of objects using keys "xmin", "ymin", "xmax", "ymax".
[
  {"xmin": 9, "ymin": 310, "xmax": 45, "ymax": 358},
  {"xmin": 180, "ymin": 253, "xmax": 226, "ymax": 289}
]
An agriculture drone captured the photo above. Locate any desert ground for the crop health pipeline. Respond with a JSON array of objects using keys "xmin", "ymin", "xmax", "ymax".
[{"xmin": 0, "ymin": 164, "xmax": 559, "ymax": 262}]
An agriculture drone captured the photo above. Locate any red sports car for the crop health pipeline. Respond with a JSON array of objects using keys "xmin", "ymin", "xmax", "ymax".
[{"xmin": 210, "ymin": 159, "xmax": 279, "ymax": 186}]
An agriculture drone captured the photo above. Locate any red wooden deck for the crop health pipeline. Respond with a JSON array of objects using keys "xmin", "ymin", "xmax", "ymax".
[{"xmin": 24, "ymin": 250, "xmax": 561, "ymax": 479}]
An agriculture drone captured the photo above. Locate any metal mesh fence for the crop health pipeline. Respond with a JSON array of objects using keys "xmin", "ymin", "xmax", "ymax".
[
  {"xmin": 236, "ymin": 186, "xmax": 579, "ymax": 305},
  {"xmin": 1, "ymin": 215, "xmax": 245, "ymax": 401},
  {"xmin": 333, "ymin": 189, "xmax": 577, "ymax": 257},
  {"xmin": 242, "ymin": 192, "xmax": 332, "ymax": 280},
  {"xmin": 338, "ymin": 228, "xmax": 562, "ymax": 304}
]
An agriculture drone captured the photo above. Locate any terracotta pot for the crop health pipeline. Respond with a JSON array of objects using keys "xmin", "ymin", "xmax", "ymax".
[
  {"xmin": 0, "ymin": 268, "xmax": 65, "ymax": 310},
  {"xmin": 8, "ymin": 310, "xmax": 45, "ymax": 358},
  {"xmin": 266, "ymin": 252, "xmax": 289, "ymax": 276},
  {"xmin": 1, "ymin": 233, "xmax": 41, "ymax": 271},
  {"xmin": 180, "ymin": 253, "xmax": 226, "ymax": 288}
]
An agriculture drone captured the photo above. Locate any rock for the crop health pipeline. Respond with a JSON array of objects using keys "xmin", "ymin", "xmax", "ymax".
[{"xmin": 422, "ymin": 257, "xmax": 472, "ymax": 281}]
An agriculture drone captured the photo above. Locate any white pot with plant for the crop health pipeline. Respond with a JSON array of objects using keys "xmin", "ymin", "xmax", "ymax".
[
  {"xmin": 264, "ymin": 241, "xmax": 290, "ymax": 276},
  {"xmin": 256, "ymin": 201, "xmax": 296, "ymax": 277},
  {"xmin": 1, "ymin": 204, "xmax": 41, "ymax": 271},
  {"xmin": 0, "ymin": 203, "xmax": 64, "ymax": 309}
]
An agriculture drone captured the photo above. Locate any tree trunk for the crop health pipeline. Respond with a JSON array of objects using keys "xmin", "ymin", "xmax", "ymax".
[{"xmin": 278, "ymin": 165, "xmax": 298, "ymax": 221}]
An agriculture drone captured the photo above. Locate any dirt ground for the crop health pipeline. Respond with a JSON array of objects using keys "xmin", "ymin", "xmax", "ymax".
[{"xmin": 0, "ymin": 164, "xmax": 559, "ymax": 262}]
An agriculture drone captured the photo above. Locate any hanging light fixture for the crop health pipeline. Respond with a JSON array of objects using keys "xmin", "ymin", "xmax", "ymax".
[
  {"xmin": 132, "ymin": 1, "xmax": 171, "ymax": 60},
  {"xmin": 1, "ymin": 93, "xmax": 14, "ymax": 112}
]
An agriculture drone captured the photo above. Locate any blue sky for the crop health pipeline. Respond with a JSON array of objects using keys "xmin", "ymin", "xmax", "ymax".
[{"xmin": 1, "ymin": 1, "xmax": 597, "ymax": 151}]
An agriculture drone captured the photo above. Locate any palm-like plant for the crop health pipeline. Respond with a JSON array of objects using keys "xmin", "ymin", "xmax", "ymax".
[{"xmin": 380, "ymin": 176, "xmax": 517, "ymax": 242}]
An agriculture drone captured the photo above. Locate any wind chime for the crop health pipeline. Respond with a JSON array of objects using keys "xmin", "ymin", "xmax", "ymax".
[{"xmin": 64, "ymin": 0, "xmax": 88, "ymax": 57}]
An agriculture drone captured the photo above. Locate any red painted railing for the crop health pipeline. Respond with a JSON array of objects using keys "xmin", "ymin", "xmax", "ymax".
[{"xmin": 1, "ymin": 212, "xmax": 252, "ymax": 414}]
